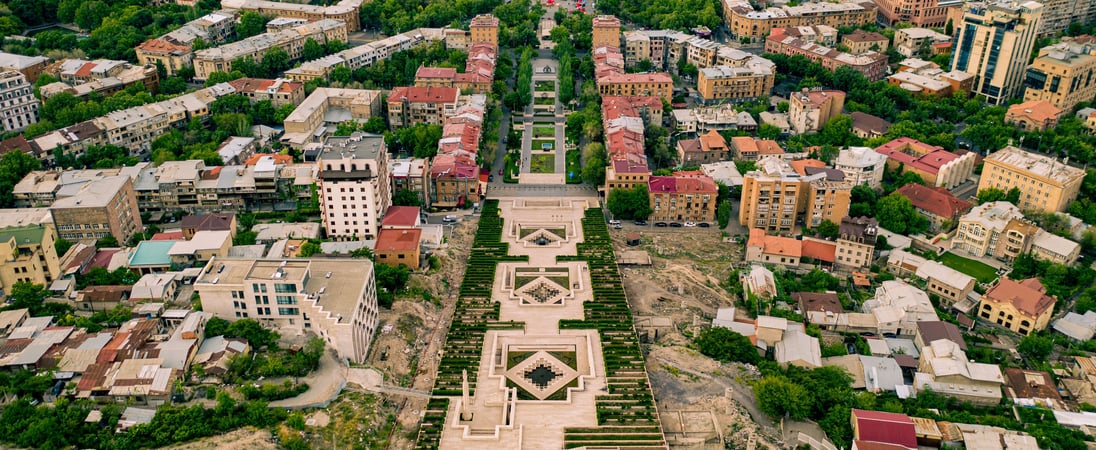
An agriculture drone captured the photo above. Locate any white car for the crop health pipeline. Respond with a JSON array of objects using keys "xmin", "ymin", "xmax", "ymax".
[
  {"xmin": 608, "ymin": 219, "xmax": 621, "ymax": 225},
  {"xmin": 443, "ymin": 215, "xmax": 458, "ymax": 223},
  {"xmin": 684, "ymin": 222, "xmax": 697, "ymax": 227}
]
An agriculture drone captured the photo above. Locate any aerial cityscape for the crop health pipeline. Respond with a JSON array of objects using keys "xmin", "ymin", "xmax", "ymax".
[{"xmin": 1, "ymin": 0, "xmax": 1096, "ymax": 449}]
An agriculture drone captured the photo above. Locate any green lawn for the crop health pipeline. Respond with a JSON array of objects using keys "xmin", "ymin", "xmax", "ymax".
[
  {"xmin": 532, "ymin": 139, "xmax": 555, "ymax": 151},
  {"xmin": 504, "ymin": 153, "xmax": 519, "ymax": 183},
  {"xmin": 534, "ymin": 97, "xmax": 555, "ymax": 105},
  {"xmin": 533, "ymin": 126, "xmax": 555, "ymax": 138},
  {"xmin": 938, "ymin": 252, "xmax": 998, "ymax": 283},
  {"xmin": 566, "ymin": 150, "xmax": 580, "ymax": 184},
  {"xmin": 534, "ymin": 80, "xmax": 555, "ymax": 92},
  {"xmin": 530, "ymin": 154, "xmax": 555, "ymax": 174}
]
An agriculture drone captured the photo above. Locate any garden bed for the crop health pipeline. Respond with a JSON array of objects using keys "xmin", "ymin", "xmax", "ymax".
[
  {"xmin": 533, "ymin": 139, "xmax": 555, "ymax": 151},
  {"xmin": 566, "ymin": 150, "xmax": 580, "ymax": 184},
  {"xmin": 533, "ymin": 125, "xmax": 556, "ymax": 138},
  {"xmin": 531, "ymin": 154, "xmax": 555, "ymax": 174},
  {"xmin": 534, "ymin": 80, "xmax": 555, "ymax": 92}
]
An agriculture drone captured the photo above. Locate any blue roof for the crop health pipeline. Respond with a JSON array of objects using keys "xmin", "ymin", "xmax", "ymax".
[{"xmin": 129, "ymin": 241, "xmax": 177, "ymax": 267}]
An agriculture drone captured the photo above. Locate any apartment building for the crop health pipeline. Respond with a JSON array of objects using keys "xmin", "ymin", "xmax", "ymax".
[
  {"xmin": 431, "ymin": 100, "xmax": 485, "ymax": 209},
  {"xmin": 40, "ymin": 60, "xmax": 159, "ymax": 100},
  {"xmin": 50, "ymin": 176, "xmax": 143, "ymax": 244},
  {"xmin": 731, "ymin": 136, "xmax": 784, "ymax": 160},
  {"xmin": 889, "ymin": 58, "xmax": 975, "ymax": 97},
  {"xmin": 1024, "ymin": 36, "xmax": 1096, "ymax": 111},
  {"xmin": 221, "ymin": 0, "xmax": 364, "ymax": 31},
  {"xmin": 592, "ymin": 15, "xmax": 622, "ymax": 49},
  {"xmin": 673, "ymin": 106, "xmax": 758, "ymax": 135},
  {"xmin": 390, "ymin": 158, "xmax": 431, "ymax": 209},
  {"xmin": 835, "ymin": 216, "xmax": 877, "ymax": 271},
  {"xmin": 979, "ymin": 277, "xmax": 1056, "ymax": 335},
  {"xmin": 766, "ymin": 28, "xmax": 888, "ymax": 81},
  {"xmin": 951, "ymin": 1, "xmax": 1043, "ymax": 106},
  {"xmin": 601, "ymin": 97, "xmax": 651, "ymax": 195},
  {"xmin": 647, "ymin": 171, "xmax": 719, "ymax": 223},
  {"xmin": 895, "ymin": 28, "xmax": 952, "ymax": 57},
  {"xmin": 0, "ymin": 214, "xmax": 61, "ymax": 297},
  {"xmin": 227, "ymin": 78, "xmax": 305, "ymax": 108},
  {"xmin": 873, "ymin": 137, "xmax": 977, "ymax": 189},
  {"xmin": 696, "ymin": 65, "xmax": 775, "ymax": 103},
  {"xmin": 193, "ymin": 19, "xmax": 349, "ymax": 81},
  {"xmin": 739, "ymin": 156, "xmax": 851, "ymax": 232},
  {"xmin": 788, "ymin": 89, "xmax": 845, "ymax": 135},
  {"xmin": 835, "ymin": 147, "xmax": 886, "ymax": 190},
  {"xmin": 135, "ymin": 11, "xmax": 237, "ymax": 76},
  {"xmin": 316, "ymin": 133, "xmax": 391, "ymax": 240},
  {"xmin": 722, "ymin": 0, "xmax": 877, "ymax": 42},
  {"xmin": 597, "ymin": 72, "xmax": 673, "ymax": 102},
  {"xmin": 375, "ymin": 228, "xmax": 422, "ymax": 270},
  {"xmin": 412, "ymin": 42, "xmax": 497, "ymax": 95},
  {"xmin": 952, "ymin": 201, "xmax": 1032, "ymax": 261},
  {"xmin": 1036, "ymin": 0, "xmax": 1096, "ymax": 37},
  {"xmin": 623, "ymin": 28, "xmax": 778, "ymax": 78},
  {"xmin": 469, "ymin": 14, "xmax": 500, "ymax": 47},
  {"xmin": 195, "ymin": 257, "xmax": 379, "ymax": 363},
  {"xmin": 0, "ymin": 70, "xmax": 38, "ymax": 133},
  {"xmin": 0, "ymin": 51, "xmax": 48, "ymax": 82},
  {"xmin": 841, "ymin": 30, "xmax": 888, "ymax": 55},
  {"xmin": 386, "ymin": 86, "xmax": 460, "ymax": 128},
  {"xmin": 676, "ymin": 130, "xmax": 730, "ymax": 165},
  {"xmin": 978, "ymin": 145, "xmax": 1084, "ymax": 213},
  {"xmin": 285, "ymin": 28, "xmax": 446, "ymax": 82},
  {"xmin": 282, "ymin": 87, "xmax": 383, "ymax": 147},
  {"xmin": 873, "ymin": 0, "xmax": 962, "ymax": 27}
]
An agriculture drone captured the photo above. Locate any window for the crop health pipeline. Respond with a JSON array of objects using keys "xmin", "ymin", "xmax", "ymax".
[
  {"xmin": 275, "ymin": 283, "xmax": 297, "ymax": 293},
  {"xmin": 276, "ymin": 295, "xmax": 297, "ymax": 305},
  {"xmin": 278, "ymin": 307, "xmax": 300, "ymax": 316}
]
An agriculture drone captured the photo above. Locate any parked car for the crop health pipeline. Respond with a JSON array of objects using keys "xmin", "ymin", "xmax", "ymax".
[
  {"xmin": 698, "ymin": 222, "xmax": 711, "ymax": 228},
  {"xmin": 612, "ymin": 223, "xmax": 623, "ymax": 229},
  {"xmin": 684, "ymin": 222, "xmax": 697, "ymax": 227},
  {"xmin": 634, "ymin": 220, "xmax": 647, "ymax": 226},
  {"xmin": 443, "ymin": 215, "xmax": 458, "ymax": 223},
  {"xmin": 654, "ymin": 222, "xmax": 668, "ymax": 227},
  {"xmin": 669, "ymin": 222, "xmax": 683, "ymax": 228},
  {"xmin": 488, "ymin": 175, "xmax": 494, "ymax": 182},
  {"xmin": 608, "ymin": 219, "xmax": 621, "ymax": 225}
]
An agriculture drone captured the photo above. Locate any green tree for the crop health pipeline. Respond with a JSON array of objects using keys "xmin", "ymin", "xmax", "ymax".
[
  {"xmin": 237, "ymin": 12, "xmax": 269, "ymax": 39},
  {"xmin": 976, "ymin": 187, "xmax": 1007, "ymax": 204},
  {"xmin": 298, "ymin": 241, "xmax": 321, "ymax": 257},
  {"xmin": 758, "ymin": 122, "xmax": 781, "ymax": 140},
  {"xmin": 815, "ymin": 219, "xmax": 840, "ymax": 239},
  {"xmin": 1018, "ymin": 334, "xmax": 1054, "ymax": 360},
  {"xmin": 259, "ymin": 47, "xmax": 291, "ymax": 77},
  {"xmin": 606, "ymin": 184, "xmax": 652, "ymax": 220},
  {"xmin": 875, "ymin": 193, "xmax": 928, "ymax": 234},
  {"xmin": 694, "ymin": 327, "xmax": 759, "ymax": 364},
  {"xmin": 301, "ymin": 38, "xmax": 325, "ymax": 62},
  {"xmin": 375, "ymin": 263, "xmax": 410, "ymax": 308},
  {"xmin": 716, "ymin": 202, "xmax": 731, "ymax": 228},
  {"xmin": 392, "ymin": 189, "xmax": 422, "ymax": 207},
  {"xmin": 755, "ymin": 376, "xmax": 812, "ymax": 419},
  {"xmin": 0, "ymin": 150, "xmax": 41, "ymax": 208}
]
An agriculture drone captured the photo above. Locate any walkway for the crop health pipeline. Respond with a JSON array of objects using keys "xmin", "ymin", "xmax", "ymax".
[{"xmin": 268, "ymin": 349, "xmax": 347, "ymax": 409}]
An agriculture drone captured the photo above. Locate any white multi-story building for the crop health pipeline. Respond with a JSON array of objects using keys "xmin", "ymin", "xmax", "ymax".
[
  {"xmin": 835, "ymin": 147, "xmax": 886, "ymax": 190},
  {"xmin": 951, "ymin": 0, "xmax": 1043, "ymax": 105},
  {"xmin": 0, "ymin": 70, "xmax": 39, "ymax": 133},
  {"xmin": 316, "ymin": 132, "xmax": 391, "ymax": 240},
  {"xmin": 194, "ymin": 257, "xmax": 379, "ymax": 363}
]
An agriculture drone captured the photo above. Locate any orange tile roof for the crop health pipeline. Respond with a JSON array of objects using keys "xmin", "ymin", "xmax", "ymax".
[
  {"xmin": 747, "ymin": 228, "xmax": 802, "ymax": 258},
  {"xmin": 388, "ymin": 86, "xmax": 459, "ymax": 104},
  {"xmin": 415, "ymin": 67, "xmax": 457, "ymax": 79},
  {"xmin": 699, "ymin": 129, "xmax": 728, "ymax": 152},
  {"xmin": 1007, "ymin": 100, "xmax": 1062, "ymax": 124},
  {"xmin": 789, "ymin": 159, "xmax": 826, "ymax": 176},
  {"xmin": 984, "ymin": 277, "xmax": 1055, "ymax": 317},
  {"xmin": 381, "ymin": 206, "xmax": 420, "ymax": 228},
  {"xmin": 136, "ymin": 39, "xmax": 190, "ymax": 54},
  {"xmin": 375, "ymin": 228, "xmax": 422, "ymax": 252},
  {"xmin": 801, "ymin": 239, "xmax": 835, "ymax": 263},
  {"xmin": 244, "ymin": 153, "xmax": 292, "ymax": 166}
]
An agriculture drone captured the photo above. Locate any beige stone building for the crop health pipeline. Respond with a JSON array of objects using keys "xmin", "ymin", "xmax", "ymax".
[
  {"xmin": 227, "ymin": 78, "xmax": 305, "ymax": 108},
  {"xmin": 281, "ymin": 88, "xmax": 383, "ymax": 147},
  {"xmin": 873, "ymin": 0, "xmax": 959, "ymax": 27},
  {"xmin": 952, "ymin": 201, "xmax": 1028, "ymax": 260},
  {"xmin": 696, "ymin": 65, "xmax": 775, "ymax": 103},
  {"xmin": 592, "ymin": 15, "xmax": 621, "ymax": 49},
  {"xmin": 951, "ymin": 1, "xmax": 1043, "ymax": 106},
  {"xmin": 915, "ymin": 261, "xmax": 976, "ymax": 306},
  {"xmin": 1036, "ymin": 0, "xmax": 1096, "ymax": 37},
  {"xmin": 676, "ymin": 130, "xmax": 729, "ymax": 165},
  {"xmin": 194, "ymin": 257, "xmax": 379, "ymax": 363},
  {"xmin": 220, "ymin": 0, "xmax": 364, "ymax": 31},
  {"xmin": 722, "ymin": 0, "xmax": 876, "ymax": 42},
  {"xmin": 597, "ymin": 72, "xmax": 673, "ymax": 102},
  {"xmin": 135, "ymin": 11, "xmax": 237, "ymax": 76},
  {"xmin": 0, "ymin": 219, "xmax": 61, "ymax": 297},
  {"xmin": 193, "ymin": 19, "xmax": 349, "ymax": 81},
  {"xmin": 766, "ymin": 29, "xmax": 888, "ymax": 81},
  {"xmin": 469, "ymin": 14, "xmax": 499, "ymax": 47},
  {"xmin": 647, "ymin": 172, "xmax": 719, "ymax": 223},
  {"xmin": 50, "ymin": 176, "xmax": 143, "ymax": 244},
  {"xmin": 386, "ymin": 86, "xmax": 460, "ymax": 128},
  {"xmin": 979, "ymin": 278, "xmax": 1056, "ymax": 335},
  {"xmin": 316, "ymin": 133, "xmax": 391, "ymax": 241},
  {"xmin": 978, "ymin": 146, "xmax": 1084, "ymax": 213},
  {"xmin": 788, "ymin": 89, "xmax": 845, "ymax": 135},
  {"xmin": 1005, "ymin": 100, "xmax": 1062, "ymax": 131},
  {"xmin": 841, "ymin": 30, "xmax": 888, "ymax": 55},
  {"xmin": 835, "ymin": 216, "xmax": 877, "ymax": 271},
  {"xmin": 1024, "ymin": 36, "xmax": 1096, "ymax": 112}
]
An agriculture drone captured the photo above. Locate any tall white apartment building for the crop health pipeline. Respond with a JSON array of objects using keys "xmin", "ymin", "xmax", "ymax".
[
  {"xmin": 950, "ymin": 1, "xmax": 1043, "ymax": 105},
  {"xmin": 0, "ymin": 70, "xmax": 39, "ymax": 133},
  {"xmin": 195, "ymin": 257, "xmax": 379, "ymax": 363},
  {"xmin": 316, "ymin": 132, "xmax": 391, "ymax": 240}
]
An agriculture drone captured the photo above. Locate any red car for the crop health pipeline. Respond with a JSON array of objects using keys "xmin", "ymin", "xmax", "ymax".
[{"xmin": 498, "ymin": 169, "xmax": 503, "ymax": 175}]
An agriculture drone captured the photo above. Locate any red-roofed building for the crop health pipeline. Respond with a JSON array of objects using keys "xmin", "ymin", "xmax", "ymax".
[
  {"xmin": 801, "ymin": 237, "xmax": 836, "ymax": 265},
  {"xmin": 244, "ymin": 153, "xmax": 293, "ymax": 166},
  {"xmin": 1006, "ymin": 100, "xmax": 1062, "ymax": 131},
  {"xmin": 430, "ymin": 154, "xmax": 479, "ymax": 209},
  {"xmin": 386, "ymin": 86, "xmax": 460, "ymax": 128},
  {"xmin": 980, "ymin": 278, "xmax": 1057, "ymax": 335},
  {"xmin": 227, "ymin": 77, "xmax": 305, "ymax": 107},
  {"xmin": 677, "ymin": 130, "xmax": 730, "ymax": 165},
  {"xmin": 414, "ymin": 66, "xmax": 457, "ymax": 88},
  {"xmin": 895, "ymin": 184, "xmax": 972, "ymax": 232},
  {"xmin": 647, "ymin": 172, "xmax": 718, "ymax": 222},
  {"xmin": 873, "ymin": 137, "xmax": 977, "ymax": 189},
  {"xmin": 381, "ymin": 206, "xmax": 421, "ymax": 229},
  {"xmin": 135, "ymin": 39, "xmax": 193, "ymax": 76},
  {"xmin": 151, "ymin": 231, "xmax": 185, "ymax": 241},
  {"xmin": 789, "ymin": 158, "xmax": 827, "ymax": 176},
  {"xmin": 745, "ymin": 228, "xmax": 803, "ymax": 268},
  {"xmin": 850, "ymin": 409, "xmax": 917, "ymax": 450},
  {"xmin": 375, "ymin": 228, "xmax": 422, "ymax": 270}
]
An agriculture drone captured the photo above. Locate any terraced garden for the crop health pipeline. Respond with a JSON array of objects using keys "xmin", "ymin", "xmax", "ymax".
[{"xmin": 557, "ymin": 208, "xmax": 667, "ymax": 449}]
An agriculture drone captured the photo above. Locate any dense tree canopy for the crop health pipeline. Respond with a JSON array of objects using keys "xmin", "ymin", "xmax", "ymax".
[{"xmin": 607, "ymin": 184, "xmax": 652, "ymax": 220}]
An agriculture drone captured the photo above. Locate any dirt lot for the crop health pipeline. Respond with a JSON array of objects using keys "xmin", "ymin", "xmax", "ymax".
[
  {"xmin": 161, "ymin": 427, "xmax": 278, "ymax": 450},
  {"xmin": 612, "ymin": 228, "xmax": 784, "ymax": 448}
]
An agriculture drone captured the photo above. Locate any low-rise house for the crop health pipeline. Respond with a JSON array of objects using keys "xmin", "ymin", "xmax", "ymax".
[
  {"xmin": 775, "ymin": 329, "xmax": 821, "ymax": 368},
  {"xmin": 886, "ymin": 249, "xmax": 926, "ymax": 277},
  {"xmin": 850, "ymin": 409, "xmax": 918, "ymax": 450},
  {"xmin": 180, "ymin": 213, "xmax": 236, "ymax": 240},
  {"xmin": 1005, "ymin": 100, "xmax": 1062, "ymax": 131},
  {"xmin": 875, "ymin": 138, "xmax": 977, "ymax": 190},
  {"xmin": 1030, "ymin": 229, "xmax": 1081, "ymax": 265},
  {"xmin": 192, "ymin": 335, "xmax": 249, "ymax": 380},
  {"xmin": 979, "ymin": 278, "xmax": 1056, "ymax": 335},
  {"xmin": 374, "ymin": 228, "xmax": 421, "ymax": 270},
  {"xmin": 914, "ymin": 261, "xmax": 976, "ymax": 306},
  {"xmin": 128, "ymin": 241, "xmax": 176, "ymax": 274},
  {"xmin": 1003, "ymin": 368, "xmax": 1062, "ymax": 408},
  {"xmin": 793, "ymin": 291, "xmax": 843, "ymax": 317},
  {"xmin": 647, "ymin": 171, "xmax": 718, "ymax": 223},
  {"xmin": 742, "ymin": 265, "xmax": 776, "ymax": 299},
  {"xmin": 0, "ymin": 308, "xmax": 28, "ymax": 337},
  {"xmin": 860, "ymin": 356, "xmax": 904, "ymax": 393},
  {"xmin": 745, "ymin": 228, "xmax": 801, "ymax": 268},
  {"xmin": 75, "ymin": 286, "xmax": 132, "ymax": 312},
  {"xmin": 850, "ymin": 112, "xmax": 891, "ymax": 139},
  {"xmin": 914, "ymin": 339, "xmax": 1004, "ymax": 405},
  {"xmin": 380, "ymin": 206, "xmax": 421, "ymax": 230},
  {"xmin": 895, "ymin": 184, "xmax": 972, "ymax": 232},
  {"xmin": 914, "ymin": 321, "xmax": 967, "ymax": 353},
  {"xmin": 1053, "ymin": 310, "xmax": 1096, "ymax": 341},
  {"xmin": 862, "ymin": 280, "xmax": 938, "ymax": 337},
  {"xmin": 836, "ymin": 216, "xmax": 878, "ymax": 270},
  {"xmin": 168, "ymin": 230, "xmax": 233, "ymax": 266},
  {"xmin": 130, "ymin": 273, "xmax": 179, "ymax": 303},
  {"xmin": 676, "ymin": 130, "xmax": 730, "ymax": 165}
]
